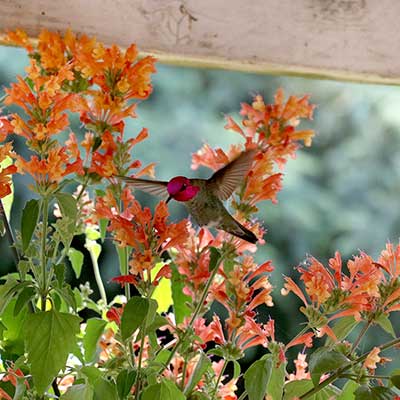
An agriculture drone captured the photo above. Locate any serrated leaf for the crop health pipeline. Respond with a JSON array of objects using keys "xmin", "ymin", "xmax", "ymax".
[
  {"xmin": 61, "ymin": 383, "xmax": 94, "ymax": 400},
  {"xmin": 244, "ymin": 356, "xmax": 272, "ymax": 400},
  {"xmin": 171, "ymin": 263, "xmax": 191, "ymax": 324},
  {"xmin": 284, "ymin": 379, "xmax": 341, "ymax": 399},
  {"xmin": 142, "ymin": 379, "xmax": 186, "ymax": 400},
  {"xmin": 14, "ymin": 286, "xmax": 35, "ymax": 316},
  {"xmin": 209, "ymin": 247, "xmax": 221, "ymax": 272},
  {"xmin": 375, "ymin": 313, "xmax": 396, "ymax": 338},
  {"xmin": 184, "ymin": 352, "xmax": 211, "ymax": 395},
  {"xmin": 21, "ymin": 199, "xmax": 39, "ymax": 252},
  {"xmin": 121, "ymin": 296, "xmax": 150, "ymax": 341},
  {"xmin": 83, "ymin": 318, "xmax": 107, "ymax": 363},
  {"xmin": 354, "ymin": 385, "xmax": 395, "ymax": 400},
  {"xmin": 24, "ymin": 309, "xmax": 81, "ymax": 394},
  {"xmin": 68, "ymin": 248, "xmax": 84, "ymax": 279},
  {"xmin": 309, "ymin": 348, "xmax": 349, "ymax": 386},
  {"xmin": 116, "ymin": 369, "xmax": 136, "ymax": 400},
  {"xmin": 93, "ymin": 377, "xmax": 118, "ymax": 400}
]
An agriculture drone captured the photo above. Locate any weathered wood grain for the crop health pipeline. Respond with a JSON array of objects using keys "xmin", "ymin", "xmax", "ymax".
[{"xmin": 0, "ymin": 0, "xmax": 399, "ymax": 84}]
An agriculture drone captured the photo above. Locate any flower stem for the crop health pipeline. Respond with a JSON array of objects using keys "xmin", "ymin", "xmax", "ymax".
[
  {"xmin": 87, "ymin": 244, "xmax": 107, "ymax": 305},
  {"xmin": 160, "ymin": 254, "xmax": 223, "ymax": 373},
  {"xmin": 350, "ymin": 317, "xmax": 373, "ymax": 352},
  {"xmin": 299, "ymin": 336, "xmax": 400, "ymax": 399},
  {"xmin": 40, "ymin": 197, "xmax": 49, "ymax": 311}
]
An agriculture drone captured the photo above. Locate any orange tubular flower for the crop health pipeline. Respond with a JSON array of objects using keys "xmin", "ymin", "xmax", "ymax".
[{"xmin": 0, "ymin": 142, "xmax": 16, "ymax": 198}]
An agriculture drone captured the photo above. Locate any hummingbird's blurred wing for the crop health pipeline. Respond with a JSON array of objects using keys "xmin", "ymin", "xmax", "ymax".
[
  {"xmin": 209, "ymin": 149, "xmax": 256, "ymax": 201},
  {"xmin": 117, "ymin": 177, "xmax": 169, "ymax": 201}
]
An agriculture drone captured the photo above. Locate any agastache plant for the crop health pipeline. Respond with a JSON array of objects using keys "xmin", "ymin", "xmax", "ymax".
[{"xmin": 0, "ymin": 28, "xmax": 399, "ymax": 400}]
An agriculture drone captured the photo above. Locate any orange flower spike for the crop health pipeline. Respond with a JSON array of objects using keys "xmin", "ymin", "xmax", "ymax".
[
  {"xmin": 378, "ymin": 242, "xmax": 400, "ymax": 279},
  {"xmin": 5, "ymin": 29, "xmax": 34, "ymax": 52},
  {"xmin": 281, "ymin": 276, "xmax": 309, "ymax": 307},
  {"xmin": 37, "ymin": 29, "xmax": 67, "ymax": 70}
]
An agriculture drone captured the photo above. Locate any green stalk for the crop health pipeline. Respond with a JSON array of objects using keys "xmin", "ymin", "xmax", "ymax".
[
  {"xmin": 40, "ymin": 197, "xmax": 49, "ymax": 311},
  {"xmin": 160, "ymin": 254, "xmax": 223, "ymax": 373},
  {"xmin": 237, "ymin": 391, "xmax": 248, "ymax": 400},
  {"xmin": 212, "ymin": 359, "xmax": 228, "ymax": 399},
  {"xmin": 134, "ymin": 318, "xmax": 147, "ymax": 399},
  {"xmin": 87, "ymin": 244, "xmax": 107, "ymax": 305},
  {"xmin": 300, "ymin": 336, "xmax": 400, "ymax": 399}
]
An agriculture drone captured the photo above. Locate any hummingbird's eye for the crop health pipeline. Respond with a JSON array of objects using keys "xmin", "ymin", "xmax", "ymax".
[{"xmin": 181, "ymin": 183, "xmax": 187, "ymax": 190}]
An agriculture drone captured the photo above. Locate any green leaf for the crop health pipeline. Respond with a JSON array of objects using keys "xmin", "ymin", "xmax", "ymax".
[
  {"xmin": 151, "ymin": 262, "xmax": 172, "ymax": 313},
  {"xmin": 61, "ymin": 383, "xmax": 94, "ymax": 400},
  {"xmin": 54, "ymin": 263, "xmax": 66, "ymax": 287},
  {"xmin": 99, "ymin": 219, "xmax": 108, "ymax": 242},
  {"xmin": 284, "ymin": 379, "xmax": 341, "ymax": 399},
  {"xmin": 13, "ymin": 286, "xmax": 35, "ymax": 316},
  {"xmin": 83, "ymin": 318, "xmax": 107, "ymax": 363},
  {"xmin": 309, "ymin": 348, "xmax": 349, "ymax": 386},
  {"xmin": 354, "ymin": 385, "xmax": 395, "ymax": 400},
  {"xmin": 121, "ymin": 296, "xmax": 150, "ymax": 341},
  {"xmin": 68, "ymin": 248, "xmax": 84, "ymax": 279},
  {"xmin": 184, "ymin": 352, "xmax": 211, "ymax": 395},
  {"xmin": 232, "ymin": 360, "xmax": 241, "ymax": 380},
  {"xmin": 0, "ymin": 277, "xmax": 19, "ymax": 314},
  {"xmin": 375, "ymin": 313, "xmax": 396, "ymax": 338},
  {"xmin": 2, "ymin": 298, "xmax": 28, "ymax": 355},
  {"xmin": 244, "ymin": 356, "xmax": 272, "ymax": 400},
  {"xmin": 93, "ymin": 377, "xmax": 118, "ymax": 400},
  {"xmin": 55, "ymin": 192, "xmax": 77, "ymax": 221},
  {"xmin": 390, "ymin": 371, "xmax": 400, "ymax": 389},
  {"xmin": 142, "ymin": 379, "xmax": 186, "ymax": 400},
  {"xmin": 24, "ymin": 309, "xmax": 81, "ymax": 394},
  {"xmin": 209, "ymin": 247, "xmax": 221, "ymax": 272},
  {"xmin": 266, "ymin": 353, "xmax": 286, "ymax": 400},
  {"xmin": 116, "ymin": 369, "xmax": 136, "ymax": 400},
  {"xmin": 21, "ymin": 199, "xmax": 39, "ymax": 252},
  {"xmin": 171, "ymin": 263, "xmax": 191, "ymax": 324},
  {"xmin": 337, "ymin": 380, "xmax": 359, "ymax": 400},
  {"xmin": 326, "ymin": 316, "xmax": 358, "ymax": 345},
  {"xmin": 80, "ymin": 366, "xmax": 102, "ymax": 385}
]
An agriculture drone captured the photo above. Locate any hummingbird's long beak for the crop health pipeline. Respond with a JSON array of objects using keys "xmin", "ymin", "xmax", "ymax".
[{"xmin": 166, "ymin": 195, "xmax": 172, "ymax": 204}]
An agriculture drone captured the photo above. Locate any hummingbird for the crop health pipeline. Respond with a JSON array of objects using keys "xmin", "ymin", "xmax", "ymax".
[{"xmin": 117, "ymin": 149, "xmax": 258, "ymax": 244}]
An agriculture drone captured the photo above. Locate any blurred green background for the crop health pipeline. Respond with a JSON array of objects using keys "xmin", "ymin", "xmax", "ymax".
[{"xmin": 1, "ymin": 45, "xmax": 400, "ymax": 357}]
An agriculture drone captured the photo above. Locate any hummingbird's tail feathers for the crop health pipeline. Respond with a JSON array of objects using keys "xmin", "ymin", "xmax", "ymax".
[{"xmin": 228, "ymin": 221, "xmax": 258, "ymax": 244}]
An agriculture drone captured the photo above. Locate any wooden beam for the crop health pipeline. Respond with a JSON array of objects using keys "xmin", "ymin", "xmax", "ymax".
[{"xmin": 1, "ymin": 0, "xmax": 400, "ymax": 84}]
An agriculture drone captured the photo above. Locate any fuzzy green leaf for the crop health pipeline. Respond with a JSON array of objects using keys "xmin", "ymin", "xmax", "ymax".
[
  {"xmin": 337, "ymin": 380, "xmax": 360, "ymax": 399},
  {"xmin": 116, "ymin": 369, "xmax": 136, "ymax": 400},
  {"xmin": 24, "ymin": 309, "xmax": 81, "ymax": 394},
  {"xmin": 209, "ymin": 247, "xmax": 221, "ymax": 272},
  {"xmin": 61, "ymin": 383, "xmax": 94, "ymax": 400},
  {"xmin": 83, "ymin": 318, "xmax": 107, "ymax": 363},
  {"xmin": 93, "ymin": 377, "xmax": 118, "ymax": 400},
  {"xmin": 267, "ymin": 353, "xmax": 286, "ymax": 400},
  {"xmin": 13, "ymin": 286, "xmax": 35, "ymax": 316},
  {"xmin": 354, "ymin": 385, "xmax": 395, "ymax": 399},
  {"xmin": 244, "ymin": 356, "xmax": 272, "ymax": 400},
  {"xmin": 171, "ymin": 262, "xmax": 191, "ymax": 324},
  {"xmin": 375, "ymin": 313, "xmax": 396, "ymax": 338},
  {"xmin": 284, "ymin": 379, "xmax": 341, "ymax": 399},
  {"xmin": 309, "ymin": 348, "xmax": 349, "ymax": 386},
  {"xmin": 68, "ymin": 248, "xmax": 84, "ymax": 279},
  {"xmin": 21, "ymin": 199, "xmax": 39, "ymax": 252},
  {"xmin": 184, "ymin": 352, "xmax": 211, "ymax": 395},
  {"xmin": 121, "ymin": 296, "xmax": 150, "ymax": 341},
  {"xmin": 142, "ymin": 379, "xmax": 186, "ymax": 400}
]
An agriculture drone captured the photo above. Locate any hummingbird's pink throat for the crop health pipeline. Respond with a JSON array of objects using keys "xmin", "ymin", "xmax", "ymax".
[{"xmin": 167, "ymin": 176, "xmax": 200, "ymax": 202}]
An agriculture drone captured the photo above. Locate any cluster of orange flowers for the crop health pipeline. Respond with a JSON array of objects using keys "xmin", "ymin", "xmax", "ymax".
[
  {"xmin": 282, "ymin": 242, "xmax": 400, "ymax": 347},
  {"xmin": 2, "ymin": 29, "xmax": 156, "ymax": 195}
]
